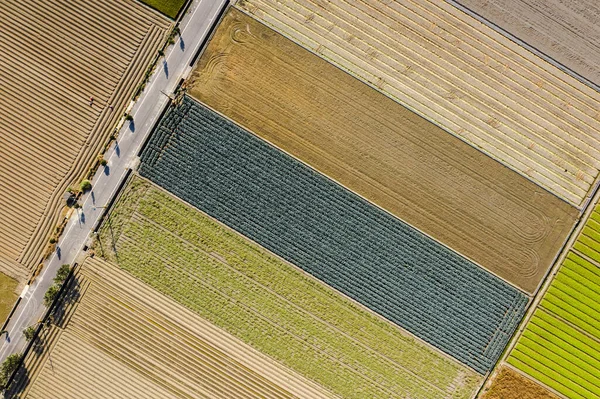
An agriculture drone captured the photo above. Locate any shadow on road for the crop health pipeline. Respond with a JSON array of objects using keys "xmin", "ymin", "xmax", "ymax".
[
  {"xmin": 104, "ymin": 165, "xmax": 110, "ymax": 176},
  {"xmin": 180, "ymin": 38, "xmax": 185, "ymax": 51},
  {"xmin": 129, "ymin": 120, "xmax": 135, "ymax": 133},
  {"xmin": 115, "ymin": 141, "xmax": 121, "ymax": 157},
  {"xmin": 163, "ymin": 60, "xmax": 169, "ymax": 78}
]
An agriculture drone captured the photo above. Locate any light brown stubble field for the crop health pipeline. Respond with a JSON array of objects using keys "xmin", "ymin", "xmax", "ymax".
[
  {"xmin": 0, "ymin": 0, "xmax": 169, "ymax": 281},
  {"xmin": 8, "ymin": 257, "xmax": 335, "ymax": 399},
  {"xmin": 237, "ymin": 0, "xmax": 600, "ymax": 208},
  {"xmin": 188, "ymin": 9, "xmax": 577, "ymax": 294},
  {"xmin": 455, "ymin": 0, "xmax": 600, "ymax": 88}
]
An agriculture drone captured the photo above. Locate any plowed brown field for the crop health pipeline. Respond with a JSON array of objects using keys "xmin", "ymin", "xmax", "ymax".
[
  {"xmin": 479, "ymin": 367, "xmax": 560, "ymax": 399},
  {"xmin": 455, "ymin": 0, "xmax": 600, "ymax": 88},
  {"xmin": 188, "ymin": 9, "xmax": 577, "ymax": 294},
  {"xmin": 8, "ymin": 258, "xmax": 335, "ymax": 399},
  {"xmin": 0, "ymin": 0, "xmax": 169, "ymax": 280},
  {"xmin": 237, "ymin": 0, "xmax": 600, "ymax": 208}
]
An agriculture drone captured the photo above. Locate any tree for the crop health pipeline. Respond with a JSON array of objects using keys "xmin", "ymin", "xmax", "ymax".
[
  {"xmin": 23, "ymin": 326, "xmax": 36, "ymax": 341},
  {"xmin": 54, "ymin": 264, "xmax": 71, "ymax": 285},
  {"xmin": 80, "ymin": 179, "xmax": 92, "ymax": 192},
  {"xmin": 0, "ymin": 353, "xmax": 22, "ymax": 388},
  {"xmin": 43, "ymin": 285, "xmax": 60, "ymax": 307}
]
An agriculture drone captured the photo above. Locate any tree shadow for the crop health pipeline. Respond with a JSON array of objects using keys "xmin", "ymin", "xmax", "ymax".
[
  {"xmin": 115, "ymin": 141, "xmax": 121, "ymax": 157},
  {"xmin": 179, "ymin": 38, "xmax": 185, "ymax": 51},
  {"xmin": 4, "ymin": 363, "xmax": 29, "ymax": 399},
  {"xmin": 163, "ymin": 60, "xmax": 169, "ymax": 78},
  {"xmin": 103, "ymin": 165, "xmax": 110, "ymax": 176},
  {"xmin": 129, "ymin": 120, "xmax": 135, "ymax": 133}
]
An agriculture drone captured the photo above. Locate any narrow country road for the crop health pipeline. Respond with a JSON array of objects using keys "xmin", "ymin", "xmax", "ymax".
[{"xmin": 0, "ymin": 0, "xmax": 228, "ymax": 365}]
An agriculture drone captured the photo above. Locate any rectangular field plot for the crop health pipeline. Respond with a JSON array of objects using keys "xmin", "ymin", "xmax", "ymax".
[
  {"xmin": 0, "ymin": 0, "xmax": 169, "ymax": 278},
  {"xmin": 94, "ymin": 177, "xmax": 482, "ymax": 399},
  {"xmin": 9, "ymin": 257, "xmax": 334, "ymax": 399},
  {"xmin": 138, "ymin": 96, "xmax": 528, "ymax": 373},
  {"xmin": 236, "ymin": 0, "xmax": 600, "ymax": 208},
  {"xmin": 188, "ymin": 8, "xmax": 577, "ymax": 294},
  {"xmin": 454, "ymin": 0, "xmax": 600, "ymax": 88},
  {"xmin": 508, "ymin": 207, "xmax": 600, "ymax": 398}
]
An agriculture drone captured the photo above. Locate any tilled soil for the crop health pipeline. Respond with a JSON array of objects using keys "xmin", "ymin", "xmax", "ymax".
[
  {"xmin": 0, "ymin": 0, "xmax": 169, "ymax": 279},
  {"xmin": 188, "ymin": 9, "xmax": 577, "ymax": 294},
  {"xmin": 454, "ymin": 0, "xmax": 600, "ymax": 89}
]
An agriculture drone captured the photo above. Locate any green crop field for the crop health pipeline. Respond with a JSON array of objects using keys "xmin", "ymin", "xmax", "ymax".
[
  {"xmin": 0, "ymin": 272, "xmax": 17, "ymax": 324},
  {"xmin": 140, "ymin": 0, "xmax": 185, "ymax": 18},
  {"xmin": 508, "ymin": 206, "xmax": 600, "ymax": 399},
  {"xmin": 96, "ymin": 176, "xmax": 481, "ymax": 399}
]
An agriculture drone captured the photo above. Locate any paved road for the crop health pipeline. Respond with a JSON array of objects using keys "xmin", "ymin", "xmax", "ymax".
[{"xmin": 0, "ymin": 0, "xmax": 227, "ymax": 364}]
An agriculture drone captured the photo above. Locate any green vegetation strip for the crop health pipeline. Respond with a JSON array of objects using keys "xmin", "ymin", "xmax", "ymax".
[
  {"xmin": 97, "ymin": 177, "xmax": 480, "ymax": 399},
  {"xmin": 139, "ymin": 0, "xmax": 185, "ymax": 18},
  {"xmin": 508, "ymin": 206, "xmax": 600, "ymax": 398}
]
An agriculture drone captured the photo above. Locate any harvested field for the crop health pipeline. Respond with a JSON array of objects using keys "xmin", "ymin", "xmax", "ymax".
[
  {"xmin": 0, "ymin": 0, "xmax": 170, "ymax": 279},
  {"xmin": 454, "ymin": 0, "xmax": 600, "ymax": 88},
  {"xmin": 188, "ymin": 8, "xmax": 577, "ymax": 294},
  {"xmin": 480, "ymin": 366, "xmax": 560, "ymax": 399},
  {"xmin": 94, "ymin": 176, "xmax": 482, "ymax": 399},
  {"xmin": 0, "ymin": 272, "xmax": 18, "ymax": 324},
  {"xmin": 8, "ymin": 257, "xmax": 335, "ymax": 399},
  {"xmin": 236, "ymin": 0, "xmax": 600, "ymax": 208},
  {"xmin": 138, "ymin": 97, "xmax": 528, "ymax": 374},
  {"xmin": 508, "ymin": 204, "xmax": 600, "ymax": 398}
]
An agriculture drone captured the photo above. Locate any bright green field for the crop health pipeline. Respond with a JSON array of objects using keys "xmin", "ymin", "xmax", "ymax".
[
  {"xmin": 0, "ymin": 272, "xmax": 18, "ymax": 325},
  {"xmin": 508, "ymin": 206, "xmax": 600, "ymax": 399},
  {"xmin": 97, "ymin": 176, "xmax": 480, "ymax": 399},
  {"xmin": 140, "ymin": 0, "xmax": 186, "ymax": 19}
]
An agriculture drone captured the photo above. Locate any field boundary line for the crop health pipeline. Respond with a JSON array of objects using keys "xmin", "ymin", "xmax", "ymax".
[
  {"xmin": 478, "ymin": 180, "xmax": 600, "ymax": 396},
  {"xmin": 182, "ymin": 94, "xmax": 529, "ymax": 301}
]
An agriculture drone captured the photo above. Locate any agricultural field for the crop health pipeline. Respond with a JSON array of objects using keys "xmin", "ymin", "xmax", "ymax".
[
  {"xmin": 138, "ymin": 96, "xmax": 528, "ymax": 374},
  {"xmin": 455, "ymin": 0, "xmax": 600, "ymax": 88},
  {"xmin": 480, "ymin": 367, "xmax": 560, "ymax": 399},
  {"xmin": 140, "ymin": 0, "xmax": 186, "ymax": 18},
  {"xmin": 507, "ymin": 204, "xmax": 600, "ymax": 398},
  {"xmin": 188, "ymin": 8, "xmax": 577, "ymax": 294},
  {"xmin": 94, "ymin": 176, "xmax": 482, "ymax": 399},
  {"xmin": 236, "ymin": 0, "xmax": 600, "ymax": 208},
  {"xmin": 8, "ymin": 257, "xmax": 334, "ymax": 399},
  {"xmin": 0, "ymin": 272, "xmax": 18, "ymax": 325},
  {"xmin": 0, "ymin": 0, "xmax": 170, "ymax": 280}
]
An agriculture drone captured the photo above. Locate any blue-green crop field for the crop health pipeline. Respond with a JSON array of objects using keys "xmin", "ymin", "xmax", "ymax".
[
  {"xmin": 509, "ymin": 206, "xmax": 600, "ymax": 398},
  {"xmin": 139, "ymin": 96, "xmax": 528, "ymax": 373}
]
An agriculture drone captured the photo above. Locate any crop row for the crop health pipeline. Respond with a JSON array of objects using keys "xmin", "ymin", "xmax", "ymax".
[
  {"xmin": 98, "ymin": 177, "xmax": 481, "ymax": 399},
  {"xmin": 139, "ymin": 97, "xmax": 528, "ymax": 373},
  {"xmin": 508, "ymin": 218, "xmax": 600, "ymax": 399}
]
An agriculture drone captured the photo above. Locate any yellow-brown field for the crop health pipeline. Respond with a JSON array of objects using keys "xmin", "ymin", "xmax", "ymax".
[
  {"xmin": 7, "ymin": 258, "xmax": 335, "ymax": 399},
  {"xmin": 0, "ymin": 0, "xmax": 170, "ymax": 280},
  {"xmin": 479, "ymin": 367, "xmax": 560, "ymax": 399},
  {"xmin": 237, "ymin": 0, "xmax": 600, "ymax": 208},
  {"xmin": 188, "ymin": 9, "xmax": 577, "ymax": 293}
]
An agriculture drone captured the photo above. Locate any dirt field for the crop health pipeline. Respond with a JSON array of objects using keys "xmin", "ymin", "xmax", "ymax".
[
  {"xmin": 479, "ymin": 367, "xmax": 559, "ymax": 399},
  {"xmin": 7, "ymin": 257, "xmax": 335, "ymax": 399},
  {"xmin": 454, "ymin": 0, "xmax": 600, "ymax": 88},
  {"xmin": 188, "ymin": 9, "xmax": 577, "ymax": 294},
  {"xmin": 237, "ymin": 0, "xmax": 600, "ymax": 208},
  {"xmin": 0, "ymin": 272, "xmax": 18, "ymax": 325},
  {"xmin": 0, "ymin": 0, "xmax": 170, "ymax": 281}
]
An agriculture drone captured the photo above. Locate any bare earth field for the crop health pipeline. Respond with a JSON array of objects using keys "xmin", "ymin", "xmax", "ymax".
[
  {"xmin": 237, "ymin": 0, "xmax": 600, "ymax": 208},
  {"xmin": 479, "ymin": 366, "xmax": 560, "ymax": 399},
  {"xmin": 188, "ymin": 9, "xmax": 577, "ymax": 294},
  {"xmin": 7, "ymin": 257, "xmax": 335, "ymax": 399},
  {"xmin": 0, "ymin": 0, "xmax": 170, "ymax": 280},
  {"xmin": 454, "ymin": 0, "xmax": 600, "ymax": 88}
]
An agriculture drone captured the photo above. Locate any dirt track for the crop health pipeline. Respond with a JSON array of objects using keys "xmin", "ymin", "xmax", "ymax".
[
  {"xmin": 189, "ymin": 9, "xmax": 577, "ymax": 294},
  {"xmin": 0, "ymin": 0, "xmax": 169, "ymax": 280},
  {"xmin": 11, "ymin": 258, "xmax": 335, "ymax": 399},
  {"xmin": 454, "ymin": 0, "xmax": 600, "ymax": 88},
  {"xmin": 237, "ymin": 0, "xmax": 600, "ymax": 208}
]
